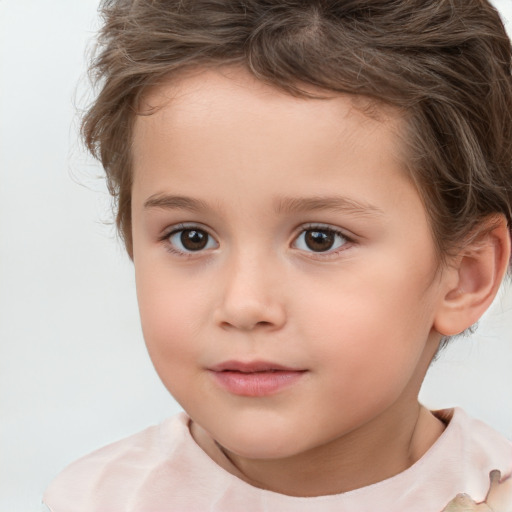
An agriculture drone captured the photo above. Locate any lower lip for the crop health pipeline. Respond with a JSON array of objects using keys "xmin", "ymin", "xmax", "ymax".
[{"xmin": 210, "ymin": 370, "xmax": 305, "ymax": 397}]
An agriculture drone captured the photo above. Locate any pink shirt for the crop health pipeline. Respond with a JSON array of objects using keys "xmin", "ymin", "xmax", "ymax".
[{"xmin": 43, "ymin": 408, "xmax": 512, "ymax": 511}]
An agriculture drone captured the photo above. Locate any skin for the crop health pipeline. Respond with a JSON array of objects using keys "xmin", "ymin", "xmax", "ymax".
[{"xmin": 130, "ymin": 67, "xmax": 454, "ymax": 497}]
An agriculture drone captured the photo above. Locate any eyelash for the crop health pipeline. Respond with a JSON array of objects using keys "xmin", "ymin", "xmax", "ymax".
[{"xmin": 159, "ymin": 223, "xmax": 354, "ymax": 258}]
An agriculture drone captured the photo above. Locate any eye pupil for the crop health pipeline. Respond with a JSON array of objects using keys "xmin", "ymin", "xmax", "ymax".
[
  {"xmin": 305, "ymin": 230, "xmax": 335, "ymax": 252},
  {"xmin": 180, "ymin": 229, "xmax": 208, "ymax": 251}
]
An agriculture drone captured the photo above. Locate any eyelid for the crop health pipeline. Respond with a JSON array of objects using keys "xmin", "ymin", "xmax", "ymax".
[
  {"xmin": 294, "ymin": 223, "xmax": 354, "ymax": 241},
  {"xmin": 159, "ymin": 222, "xmax": 206, "ymax": 238}
]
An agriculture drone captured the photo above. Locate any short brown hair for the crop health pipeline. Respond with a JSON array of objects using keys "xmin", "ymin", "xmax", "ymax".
[{"xmin": 82, "ymin": 0, "xmax": 512, "ymax": 259}]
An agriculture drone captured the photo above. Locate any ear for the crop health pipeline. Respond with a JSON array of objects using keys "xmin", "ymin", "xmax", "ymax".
[{"xmin": 433, "ymin": 215, "xmax": 511, "ymax": 337}]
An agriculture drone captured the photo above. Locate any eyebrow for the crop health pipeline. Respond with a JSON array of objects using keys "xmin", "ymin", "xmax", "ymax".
[
  {"xmin": 274, "ymin": 196, "xmax": 384, "ymax": 217},
  {"xmin": 144, "ymin": 193, "xmax": 384, "ymax": 217},
  {"xmin": 144, "ymin": 194, "xmax": 210, "ymax": 212}
]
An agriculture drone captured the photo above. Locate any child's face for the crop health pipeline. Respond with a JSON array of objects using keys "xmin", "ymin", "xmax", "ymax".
[{"xmin": 131, "ymin": 68, "xmax": 449, "ymax": 460}]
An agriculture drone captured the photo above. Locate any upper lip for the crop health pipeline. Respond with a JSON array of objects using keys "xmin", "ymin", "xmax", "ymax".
[{"xmin": 209, "ymin": 360, "xmax": 305, "ymax": 373}]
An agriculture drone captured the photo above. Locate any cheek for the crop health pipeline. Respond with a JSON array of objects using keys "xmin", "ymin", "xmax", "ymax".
[
  {"xmin": 135, "ymin": 266, "xmax": 209, "ymax": 370},
  {"xmin": 136, "ymin": 274, "xmax": 212, "ymax": 410},
  {"xmin": 297, "ymin": 262, "xmax": 432, "ymax": 335},
  {"xmin": 296, "ymin": 265, "xmax": 436, "ymax": 382}
]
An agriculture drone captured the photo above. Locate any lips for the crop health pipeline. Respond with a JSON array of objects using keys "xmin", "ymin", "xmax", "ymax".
[
  {"xmin": 210, "ymin": 360, "xmax": 301, "ymax": 373},
  {"xmin": 208, "ymin": 360, "xmax": 307, "ymax": 397}
]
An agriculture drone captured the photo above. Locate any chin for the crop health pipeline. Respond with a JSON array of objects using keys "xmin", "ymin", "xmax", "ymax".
[{"xmin": 215, "ymin": 425, "xmax": 309, "ymax": 460}]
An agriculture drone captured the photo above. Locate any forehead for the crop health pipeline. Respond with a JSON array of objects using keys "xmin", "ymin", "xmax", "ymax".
[
  {"xmin": 134, "ymin": 66, "xmax": 405, "ymax": 151},
  {"xmin": 131, "ymin": 68, "xmax": 411, "ymax": 196}
]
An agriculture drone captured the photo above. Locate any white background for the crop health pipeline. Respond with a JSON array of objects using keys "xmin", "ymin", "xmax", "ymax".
[{"xmin": 1, "ymin": 1, "xmax": 512, "ymax": 510}]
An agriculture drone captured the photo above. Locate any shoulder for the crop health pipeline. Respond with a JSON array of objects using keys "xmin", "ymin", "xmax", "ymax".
[
  {"xmin": 433, "ymin": 408, "xmax": 512, "ymax": 511},
  {"xmin": 433, "ymin": 408, "xmax": 512, "ymax": 504},
  {"xmin": 439, "ymin": 407, "xmax": 512, "ymax": 464},
  {"xmin": 43, "ymin": 413, "xmax": 193, "ymax": 512}
]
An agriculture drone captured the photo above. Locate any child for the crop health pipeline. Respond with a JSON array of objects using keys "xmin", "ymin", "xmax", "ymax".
[{"xmin": 44, "ymin": 0, "xmax": 512, "ymax": 510}]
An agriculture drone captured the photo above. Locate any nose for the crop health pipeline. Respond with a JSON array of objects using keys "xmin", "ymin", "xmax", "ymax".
[{"xmin": 214, "ymin": 252, "xmax": 287, "ymax": 332}]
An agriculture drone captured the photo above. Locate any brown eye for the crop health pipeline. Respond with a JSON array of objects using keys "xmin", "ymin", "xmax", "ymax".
[
  {"xmin": 181, "ymin": 229, "xmax": 208, "ymax": 251},
  {"xmin": 305, "ymin": 230, "xmax": 335, "ymax": 252},
  {"xmin": 168, "ymin": 227, "xmax": 218, "ymax": 253},
  {"xmin": 294, "ymin": 227, "xmax": 347, "ymax": 253}
]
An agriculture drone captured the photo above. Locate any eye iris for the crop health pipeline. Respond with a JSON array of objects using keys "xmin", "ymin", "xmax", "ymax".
[
  {"xmin": 180, "ymin": 229, "xmax": 208, "ymax": 251},
  {"xmin": 305, "ymin": 230, "xmax": 335, "ymax": 252}
]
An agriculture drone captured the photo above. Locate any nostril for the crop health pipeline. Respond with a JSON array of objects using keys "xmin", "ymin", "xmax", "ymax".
[
  {"xmin": 256, "ymin": 321, "xmax": 273, "ymax": 327},
  {"xmin": 219, "ymin": 319, "xmax": 273, "ymax": 331}
]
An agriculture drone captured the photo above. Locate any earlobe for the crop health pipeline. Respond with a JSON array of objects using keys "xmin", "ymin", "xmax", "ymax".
[{"xmin": 434, "ymin": 216, "xmax": 511, "ymax": 337}]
